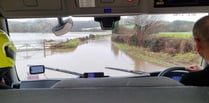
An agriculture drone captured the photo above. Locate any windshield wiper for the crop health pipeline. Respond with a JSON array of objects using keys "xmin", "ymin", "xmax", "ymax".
[
  {"xmin": 29, "ymin": 65, "xmax": 109, "ymax": 78},
  {"xmin": 105, "ymin": 67, "xmax": 150, "ymax": 76},
  {"xmin": 28, "ymin": 65, "xmax": 83, "ymax": 76},
  {"xmin": 45, "ymin": 66, "xmax": 83, "ymax": 76}
]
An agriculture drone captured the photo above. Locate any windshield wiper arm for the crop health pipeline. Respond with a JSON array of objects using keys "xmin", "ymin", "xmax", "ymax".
[
  {"xmin": 105, "ymin": 67, "xmax": 150, "ymax": 76},
  {"xmin": 45, "ymin": 66, "xmax": 83, "ymax": 76}
]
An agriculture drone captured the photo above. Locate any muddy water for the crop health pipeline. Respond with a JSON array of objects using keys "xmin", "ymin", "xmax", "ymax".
[{"xmin": 11, "ymin": 33, "xmax": 164, "ymax": 80}]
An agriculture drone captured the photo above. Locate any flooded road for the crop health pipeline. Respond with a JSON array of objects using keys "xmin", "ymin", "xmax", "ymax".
[{"xmin": 11, "ymin": 32, "xmax": 164, "ymax": 80}]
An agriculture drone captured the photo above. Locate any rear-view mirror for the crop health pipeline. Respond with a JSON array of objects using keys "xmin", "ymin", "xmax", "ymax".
[
  {"xmin": 52, "ymin": 17, "xmax": 73, "ymax": 36},
  {"xmin": 29, "ymin": 65, "xmax": 45, "ymax": 74}
]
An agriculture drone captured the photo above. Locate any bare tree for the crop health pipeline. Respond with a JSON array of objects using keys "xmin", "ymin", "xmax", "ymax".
[{"xmin": 128, "ymin": 14, "xmax": 162, "ymax": 46}]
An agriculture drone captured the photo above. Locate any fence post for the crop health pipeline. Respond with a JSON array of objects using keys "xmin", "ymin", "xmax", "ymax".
[{"xmin": 43, "ymin": 40, "xmax": 46, "ymax": 58}]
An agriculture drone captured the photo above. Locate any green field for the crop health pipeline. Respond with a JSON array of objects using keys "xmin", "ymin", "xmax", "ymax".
[
  {"xmin": 154, "ymin": 32, "xmax": 192, "ymax": 39},
  {"xmin": 62, "ymin": 39, "xmax": 81, "ymax": 48},
  {"xmin": 123, "ymin": 24, "xmax": 135, "ymax": 29}
]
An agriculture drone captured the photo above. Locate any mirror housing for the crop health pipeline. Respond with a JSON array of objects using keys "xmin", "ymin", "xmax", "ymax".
[
  {"xmin": 52, "ymin": 17, "xmax": 73, "ymax": 36},
  {"xmin": 95, "ymin": 17, "xmax": 120, "ymax": 30},
  {"xmin": 29, "ymin": 65, "xmax": 45, "ymax": 74}
]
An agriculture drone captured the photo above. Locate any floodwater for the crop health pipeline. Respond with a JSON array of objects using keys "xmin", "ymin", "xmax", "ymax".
[{"xmin": 10, "ymin": 32, "xmax": 164, "ymax": 80}]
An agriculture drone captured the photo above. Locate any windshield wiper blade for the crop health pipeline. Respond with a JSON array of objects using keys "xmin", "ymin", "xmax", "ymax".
[
  {"xmin": 105, "ymin": 67, "xmax": 150, "ymax": 76},
  {"xmin": 45, "ymin": 66, "xmax": 83, "ymax": 76}
]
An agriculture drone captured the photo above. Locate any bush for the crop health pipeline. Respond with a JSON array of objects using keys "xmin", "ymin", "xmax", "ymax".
[{"xmin": 143, "ymin": 37, "xmax": 195, "ymax": 55}]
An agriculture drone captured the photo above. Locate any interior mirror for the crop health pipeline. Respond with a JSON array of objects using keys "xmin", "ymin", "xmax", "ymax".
[
  {"xmin": 52, "ymin": 17, "xmax": 73, "ymax": 36},
  {"xmin": 95, "ymin": 17, "xmax": 120, "ymax": 30},
  {"xmin": 29, "ymin": 65, "xmax": 45, "ymax": 74}
]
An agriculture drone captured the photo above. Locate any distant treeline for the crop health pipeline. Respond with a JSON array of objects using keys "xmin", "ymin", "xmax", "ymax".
[
  {"xmin": 8, "ymin": 18, "xmax": 194, "ymax": 33},
  {"xmin": 159, "ymin": 20, "xmax": 194, "ymax": 32},
  {"xmin": 8, "ymin": 19, "xmax": 103, "ymax": 33}
]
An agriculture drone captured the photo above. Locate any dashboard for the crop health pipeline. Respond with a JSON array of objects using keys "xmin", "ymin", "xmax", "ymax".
[{"xmin": 19, "ymin": 71, "xmax": 187, "ymax": 88}]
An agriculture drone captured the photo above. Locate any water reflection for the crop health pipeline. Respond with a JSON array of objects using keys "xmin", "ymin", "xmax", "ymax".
[
  {"xmin": 111, "ymin": 42, "xmax": 120, "ymax": 57},
  {"xmin": 14, "ymin": 34, "xmax": 164, "ymax": 80},
  {"xmin": 111, "ymin": 42, "xmax": 164, "ymax": 72},
  {"xmin": 45, "ymin": 47, "xmax": 77, "ymax": 57}
]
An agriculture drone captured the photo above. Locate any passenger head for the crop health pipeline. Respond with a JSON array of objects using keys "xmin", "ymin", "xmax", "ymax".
[{"xmin": 193, "ymin": 15, "xmax": 209, "ymax": 62}]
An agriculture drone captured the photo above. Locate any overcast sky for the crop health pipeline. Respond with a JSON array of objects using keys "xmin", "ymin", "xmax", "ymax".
[{"xmin": 163, "ymin": 13, "xmax": 208, "ymax": 22}]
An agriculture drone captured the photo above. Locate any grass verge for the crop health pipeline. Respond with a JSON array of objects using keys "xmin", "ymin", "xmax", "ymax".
[
  {"xmin": 154, "ymin": 32, "xmax": 192, "ymax": 39},
  {"xmin": 49, "ymin": 34, "xmax": 111, "ymax": 49},
  {"xmin": 113, "ymin": 42, "xmax": 200, "ymax": 67},
  {"xmin": 62, "ymin": 39, "xmax": 81, "ymax": 48}
]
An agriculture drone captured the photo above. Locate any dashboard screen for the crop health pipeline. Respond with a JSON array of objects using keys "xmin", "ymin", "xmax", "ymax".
[
  {"xmin": 83, "ymin": 72, "xmax": 104, "ymax": 78},
  {"xmin": 171, "ymin": 76, "xmax": 182, "ymax": 81},
  {"xmin": 154, "ymin": 0, "xmax": 209, "ymax": 7}
]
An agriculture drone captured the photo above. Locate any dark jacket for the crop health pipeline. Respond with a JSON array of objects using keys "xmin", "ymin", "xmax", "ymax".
[{"xmin": 180, "ymin": 66, "xmax": 209, "ymax": 86}]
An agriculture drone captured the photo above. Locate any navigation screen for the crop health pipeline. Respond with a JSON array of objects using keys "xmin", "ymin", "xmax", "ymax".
[
  {"xmin": 172, "ymin": 76, "xmax": 182, "ymax": 81},
  {"xmin": 168, "ymin": 0, "xmax": 196, "ymax": 3},
  {"xmin": 83, "ymin": 72, "xmax": 104, "ymax": 78},
  {"xmin": 154, "ymin": 0, "xmax": 209, "ymax": 7}
]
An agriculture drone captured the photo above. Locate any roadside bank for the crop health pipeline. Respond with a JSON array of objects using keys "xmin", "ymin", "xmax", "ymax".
[
  {"xmin": 112, "ymin": 42, "xmax": 200, "ymax": 67},
  {"xmin": 45, "ymin": 34, "xmax": 110, "ymax": 49}
]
